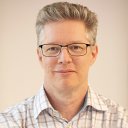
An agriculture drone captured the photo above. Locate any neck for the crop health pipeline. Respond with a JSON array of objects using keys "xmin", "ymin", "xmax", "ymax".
[{"xmin": 45, "ymin": 85, "xmax": 88, "ymax": 121}]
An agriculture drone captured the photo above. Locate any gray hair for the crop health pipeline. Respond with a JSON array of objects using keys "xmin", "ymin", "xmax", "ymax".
[{"xmin": 36, "ymin": 2, "xmax": 98, "ymax": 46}]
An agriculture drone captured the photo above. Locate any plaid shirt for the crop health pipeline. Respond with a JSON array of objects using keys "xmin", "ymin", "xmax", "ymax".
[{"xmin": 0, "ymin": 86, "xmax": 128, "ymax": 128}]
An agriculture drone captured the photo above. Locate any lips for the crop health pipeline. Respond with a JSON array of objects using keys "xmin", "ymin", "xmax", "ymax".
[{"xmin": 54, "ymin": 69, "xmax": 76, "ymax": 73}]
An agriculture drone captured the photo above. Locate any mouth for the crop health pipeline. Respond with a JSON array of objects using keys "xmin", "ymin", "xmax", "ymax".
[{"xmin": 53, "ymin": 69, "xmax": 76, "ymax": 74}]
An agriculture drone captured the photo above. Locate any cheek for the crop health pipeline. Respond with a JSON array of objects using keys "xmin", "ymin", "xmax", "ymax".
[
  {"xmin": 43, "ymin": 58, "xmax": 57, "ymax": 72},
  {"xmin": 74, "ymin": 56, "xmax": 92, "ymax": 73}
]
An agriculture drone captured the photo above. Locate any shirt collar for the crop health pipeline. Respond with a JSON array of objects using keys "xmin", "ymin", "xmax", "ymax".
[
  {"xmin": 34, "ymin": 86, "xmax": 53, "ymax": 119},
  {"xmin": 83, "ymin": 86, "xmax": 108, "ymax": 111},
  {"xmin": 34, "ymin": 86, "xmax": 108, "ymax": 119}
]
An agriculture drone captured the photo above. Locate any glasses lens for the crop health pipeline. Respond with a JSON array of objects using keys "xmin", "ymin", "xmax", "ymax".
[
  {"xmin": 68, "ymin": 43, "xmax": 87, "ymax": 56},
  {"xmin": 43, "ymin": 44, "xmax": 60, "ymax": 57}
]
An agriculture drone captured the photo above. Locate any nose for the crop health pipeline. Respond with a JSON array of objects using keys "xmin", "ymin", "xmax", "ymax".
[{"xmin": 57, "ymin": 48, "xmax": 72, "ymax": 64}]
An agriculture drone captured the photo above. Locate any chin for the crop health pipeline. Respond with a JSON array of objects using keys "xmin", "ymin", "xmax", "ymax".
[{"xmin": 55, "ymin": 78, "xmax": 79, "ymax": 90}]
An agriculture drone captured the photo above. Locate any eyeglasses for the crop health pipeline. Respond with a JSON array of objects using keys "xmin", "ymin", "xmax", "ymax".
[{"xmin": 39, "ymin": 43, "xmax": 93, "ymax": 57}]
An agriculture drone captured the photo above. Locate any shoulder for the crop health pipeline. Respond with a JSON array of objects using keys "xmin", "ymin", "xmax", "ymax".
[
  {"xmin": 0, "ymin": 96, "xmax": 35, "ymax": 127},
  {"xmin": 99, "ymin": 93, "xmax": 127, "ymax": 114},
  {"xmin": 99, "ymin": 94, "xmax": 128, "ymax": 126},
  {"xmin": 88, "ymin": 87, "xmax": 128, "ymax": 127}
]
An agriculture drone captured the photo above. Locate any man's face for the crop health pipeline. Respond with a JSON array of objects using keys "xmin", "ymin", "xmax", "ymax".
[{"xmin": 37, "ymin": 20, "xmax": 98, "ymax": 93}]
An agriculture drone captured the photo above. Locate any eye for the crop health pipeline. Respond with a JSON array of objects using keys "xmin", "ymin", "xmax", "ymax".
[
  {"xmin": 47, "ymin": 47, "xmax": 59, "ymax": 51},
  {"xmin": 69, "ymin": 44, "xmax": 84, "ymax": 51},
  {"xmin": 45, "ymin": 46, "xmax": 60, "ymax": 54}
]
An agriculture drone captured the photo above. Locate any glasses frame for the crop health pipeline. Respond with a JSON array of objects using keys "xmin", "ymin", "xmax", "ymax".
[{"xmin": 39, "ymin": 43, "xmax": 93, "ymax": 57}]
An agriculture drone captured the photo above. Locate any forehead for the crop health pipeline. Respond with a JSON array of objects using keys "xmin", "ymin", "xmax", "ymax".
[{"xmin": 40, "ymin": 20, "xmax": 89, "ymax": 44}]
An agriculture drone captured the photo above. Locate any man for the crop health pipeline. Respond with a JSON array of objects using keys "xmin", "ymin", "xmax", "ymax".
[{"xmin": 0, "ymin": 2, "xmax": 128, "ymax": 128}]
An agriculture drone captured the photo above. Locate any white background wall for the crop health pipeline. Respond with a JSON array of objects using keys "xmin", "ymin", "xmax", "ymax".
[{"xmin": 0, "ymin": 0, "xmax": 128, "ymax": 112}]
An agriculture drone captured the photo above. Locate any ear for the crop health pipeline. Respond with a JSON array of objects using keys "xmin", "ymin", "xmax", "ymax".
[
  {"xmin": 37, "ymin": 47, "xmax": 43, "ymax": 63},
  {"xmin": 90, "ymin": 45, "xmax": 98, "ymax": 65}
]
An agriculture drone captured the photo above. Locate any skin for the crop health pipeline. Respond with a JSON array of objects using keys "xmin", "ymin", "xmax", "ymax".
[{"xmin": 37, "ymin": 20, "xmax": 98, "ymax": 121}]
